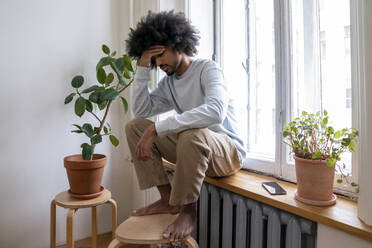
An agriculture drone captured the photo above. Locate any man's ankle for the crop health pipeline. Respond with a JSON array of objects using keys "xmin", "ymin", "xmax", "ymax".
[
  {"xmin": 181, "ymin": 202, "xmax": 197, "ymax": 215},
  {"xmin": 157, "ymin": 184, "xmax": 172, "ymax": 203}
]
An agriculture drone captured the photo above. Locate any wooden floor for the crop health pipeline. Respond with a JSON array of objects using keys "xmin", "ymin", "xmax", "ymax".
[{"xmin": 56, "ymin": 232, "xmax": 149, "ymax": 248}]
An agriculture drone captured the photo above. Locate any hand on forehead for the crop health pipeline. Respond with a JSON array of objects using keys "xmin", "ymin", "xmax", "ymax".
[{"xmin": 148, "ymin": 45, "xmax": 166, "ymax": 50}]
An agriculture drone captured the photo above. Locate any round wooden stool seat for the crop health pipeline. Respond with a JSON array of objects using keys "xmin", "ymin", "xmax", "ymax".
[
  {"xmin": 54, "ymin": 189, "xmax": 111, "ymax": 208},
  {"xmin": 109, "ymin": 213, "xmax": 198, "ymax": 248}
]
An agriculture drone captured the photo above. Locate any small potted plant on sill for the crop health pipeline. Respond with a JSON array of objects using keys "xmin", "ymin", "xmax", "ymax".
[
  {"xmin": 283, "ymin": 110, "xmax": 359, "ymax": 206},
  {"xmin": 63, "ymin": 44, "xmax": 138, "ymax": 199}
]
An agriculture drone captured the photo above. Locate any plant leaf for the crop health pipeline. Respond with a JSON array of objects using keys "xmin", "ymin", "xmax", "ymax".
[
  {"xmin": 91, "ymin": 134, "xmax": 102, "ymax": 145},
  {"xmin": 337, "ymin": 179, "xmax": 343, "ymax": 184},
  {"xmin": 85, "ymin": 99, "xmax": 93, "ymax": 112},
  {"xmin": 123, "ymin": 55, "xmax": 134, "ymax": 72},
  {"xmin": 334, "ymin": 130, "xmax": 342, "ymax": 139},
  {"xmin": 101, "ymin": 88, "xmax": 119, "ymax": 101},
  {"xmin": 123, "ymin": 69, "xmax": 131, "ymax": 79},
  {"xmin": 96, "ymin": 56, "xmax": 112, "ymax": 71},
  {"xmin": 115, "ymin": 57, "xmax": 125, "ymax": 72},
  {"xmin": 73, "ymin": 124, "xmax": 82, "ymax": 130},
  {"xmin": 98, "ymin": 101, "xmax": 108, "ymax": 110},
  {"xmin": 64, "ymin": 93, "xmax": 76, "ymax": 104},
  {"xmin": 111, "ymin": 61, "xmax": 126, "ymax": 86},
  {"xmin": 81, "ymin": 143, "xmax": 94, "ymax": 160},
  {"xmin": 102, "ymin": 44, "xmax": 110, "ymax": 55},
  {"xmin": 349, "ymin": 141, "xmax": 355, "ymax": 152},
  {"xmin": 283, "ymin": 130, "xmax": 290, "ymax": 138},
  {"xmin": 104, "ymin": 126, "xmax": 108, "ymax": 134},
  {"xmin": 94, "ymin": 127, "xmax": 100, "ymax": 134},
  {"xmin": 120, "ymin": 96, "xmax": 128, "ymax": 113},
  {"xmin": 109, "ymin": 135, "xmax": 119, "ymax": 147},
  {"xmin": 82, "ymin": 85, "xmax": 99, "ymax": 94},
  {"xmin": 81, "ymin": 123, "xmax": 94, "ymax": 137},
  {"xmin": 326, "ymin": 160, "xmax": 334, "ymax": 167},
  {"xmin": 97, "ymin": 68, "xmax": 106, "ymax": 84},
  {"xmin": 74, "ymin": 97, "xmax": 86, "ymax": 117},
  {"xmin": 71, "ymin": 75, "xmax": 84, "ymax": 88},
  {"xmin": 89, "ymin": 91, "xmax": 101, "ymax": 104},
  {"xmin": 105, "ymin": 73, "xmax": 114, "ymax": 86},
  {"xmin": 71, "ymin": 130, "xmax": 83, "ymax": 133},
  {"xmin": 111, "ymin": 51, "xmax": 117, "ymax": 56}
]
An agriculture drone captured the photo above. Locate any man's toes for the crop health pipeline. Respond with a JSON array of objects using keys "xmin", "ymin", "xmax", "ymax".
[
  {"xmin": 174, "ymin": 231, "xmax": 181, "ymax": 242},
  {"xmin": 162, "ymin": 230, "xmax": 170, "ymax": 239},
  {"xmin": 170, "ymin": 230, "xmax": 177, "ymax": 242},
  {"xmin": 163, "ymin": 225, "xmax": 172, "ymax": 239},
  {"xmin": 180, "ymin": 231, "xmax": 186, "ymax": 239}
]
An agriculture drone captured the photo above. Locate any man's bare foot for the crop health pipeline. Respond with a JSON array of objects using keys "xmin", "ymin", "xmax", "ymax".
[
  {"xmin": 132, "ymin": 199, "xmax": 180, "ymax": 216},
  {"xmin": 162, "ymin": 202, "xmax": 197, "ymax": 242}
]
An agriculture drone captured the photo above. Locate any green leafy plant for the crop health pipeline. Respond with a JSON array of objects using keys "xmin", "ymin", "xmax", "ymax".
[
  {"xmin": 64, "ymin": 44, "xmax": 139, "ymax": 160},
  {"xmin": 283, "ymin": 110, "xmax": 359, "ymax": 192}
]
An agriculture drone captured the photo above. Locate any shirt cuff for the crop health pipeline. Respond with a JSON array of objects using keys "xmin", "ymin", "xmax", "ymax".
[
  {"xmin": 155, "ymin": 119, "xmax": 170, "ymax": 137},
  {"xmin": 134, "ymin": 66, "xmax": 151, "ymax": 81}
]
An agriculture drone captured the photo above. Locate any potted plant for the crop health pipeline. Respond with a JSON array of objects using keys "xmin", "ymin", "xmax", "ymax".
[
  {"xmin": 283, "ymin": 110, "xmax": 359, "ymax": 206},
  {"xmin": 63, "ymin": 44, "xmax": 138, "ymax": 198}
]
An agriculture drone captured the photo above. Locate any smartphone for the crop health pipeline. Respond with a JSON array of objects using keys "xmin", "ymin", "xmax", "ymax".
[{"xmin": 262, "ymin": 182, "xmax": 287, "ymax": 195}]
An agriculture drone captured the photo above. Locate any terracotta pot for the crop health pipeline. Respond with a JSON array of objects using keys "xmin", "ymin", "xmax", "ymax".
[
  {"xmin": 294, "ymin": 156, "xmax": 337, "ymax": 206},
  {"xmin": 64, "ymin": 154, "xmax": 106, "ymax": 195}
]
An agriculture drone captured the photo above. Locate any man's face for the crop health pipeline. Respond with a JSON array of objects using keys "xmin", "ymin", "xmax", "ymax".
[{"xmin": 151, "ymin": 46, "xmax": 182, "ymax": 76}]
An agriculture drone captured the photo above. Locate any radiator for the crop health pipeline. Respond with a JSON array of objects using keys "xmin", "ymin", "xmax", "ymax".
[{"xmin": 191, "ymin": 182, "xmax": 317, "ymax": 248}]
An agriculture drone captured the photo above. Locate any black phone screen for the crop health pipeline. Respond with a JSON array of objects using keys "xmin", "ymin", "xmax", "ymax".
[{"xmin": 262, "ymin": 182, "xmax": 287, "ymax": 195}]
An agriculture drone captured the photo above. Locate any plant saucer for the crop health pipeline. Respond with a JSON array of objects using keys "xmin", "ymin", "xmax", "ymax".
[{"xmin": 68, "ymin": 186, "xmax": 105, "ymax": 199}]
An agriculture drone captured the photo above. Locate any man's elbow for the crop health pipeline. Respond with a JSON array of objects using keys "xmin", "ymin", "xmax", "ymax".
[
  {"xmin": 208, "ymin": 103, "xmax": 226, "ymax": 124},
  {"xmin": 132, "ymin": 105, "xmax": 147, "ymax": 118}
]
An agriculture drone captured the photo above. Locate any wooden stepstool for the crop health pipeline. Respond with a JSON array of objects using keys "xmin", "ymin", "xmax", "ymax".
[{"xmin": 108, "ymin": 213, "xmax": 198, "ymax": 248}]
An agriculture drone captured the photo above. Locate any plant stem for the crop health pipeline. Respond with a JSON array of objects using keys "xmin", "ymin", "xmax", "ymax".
[
  {"xmin": 90, "ymin": 111, "xmax": 101, "ymax": 123},
  {"xmin": 118, "ymin": 78, "xmax": 135, "ymax": 93},
  {"xmin": 89, "ymin": 100, "xmax": 113, "ymax": 160}
]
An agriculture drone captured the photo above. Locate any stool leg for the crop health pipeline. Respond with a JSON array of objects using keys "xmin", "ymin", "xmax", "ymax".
[
  {"xmin": 107, "ymin": 238, "xmax": 122, "ymax": 248},
  {"xmin": 50, "ymin": 200, "xmax": 56, "ymax": 248},
  {"xmin": 66, "ymin": 209, "xmax": 76, "ymax": 248},
  {"xmin": 92, "ymin": 206, "xmax": 97, "ymax": 248},
  {"xmin": 183, "ymin": 236, "xmax": 199, "ymax": 248},
  {"xmin": 105, "ymin": 199, "xmax": 117, "ymax": 240}
]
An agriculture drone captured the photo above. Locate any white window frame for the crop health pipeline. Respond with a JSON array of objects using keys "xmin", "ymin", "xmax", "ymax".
[{"xmin": 213, "ymin": 0, "xmax": 363, "ymax": 195}]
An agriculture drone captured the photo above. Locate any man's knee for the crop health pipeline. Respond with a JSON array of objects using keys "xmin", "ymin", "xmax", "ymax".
[
  {"xmin": 177, "ymin": 129, "xmax": 209, "ymax": 150},
  {"xmin": 125, "ymin": 117, "xmax": 152, "ymax": 135}
]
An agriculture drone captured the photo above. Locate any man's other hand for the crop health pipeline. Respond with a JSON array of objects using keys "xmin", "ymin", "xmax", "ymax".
[{"xmin": 135, "ymin": 124, "xmax": 158, "ymax": 161}]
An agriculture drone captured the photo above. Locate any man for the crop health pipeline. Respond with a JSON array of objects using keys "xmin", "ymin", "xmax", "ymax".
[{"xmin": 125, "ymin": 10, "xmax": 246, "ymax": 242}]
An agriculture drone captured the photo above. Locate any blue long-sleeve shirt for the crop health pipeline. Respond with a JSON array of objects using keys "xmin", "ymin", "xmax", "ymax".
[{"xmin": 132, "ymin": 58, "xmax": 247, "ymax": 161}]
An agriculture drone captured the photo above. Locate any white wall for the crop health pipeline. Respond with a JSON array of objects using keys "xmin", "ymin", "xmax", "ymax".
[
  {"xmin": 0, "ymin": 0, "xmax": 135, "ymax": 247},
  {"xmin": 317, "ymin": 224, "xmax": 372, "ymax": 248}
]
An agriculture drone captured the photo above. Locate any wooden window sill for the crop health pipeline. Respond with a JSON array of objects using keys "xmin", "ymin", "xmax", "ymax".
[{"xmin": 162, "ymin": 160, "xmax": 372, "ymax": 242}]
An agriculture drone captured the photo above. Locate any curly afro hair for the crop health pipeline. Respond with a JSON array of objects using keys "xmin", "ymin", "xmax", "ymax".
[{"xmin": 125, "ymin": 10, "xmax": 200, "ymax": 67}]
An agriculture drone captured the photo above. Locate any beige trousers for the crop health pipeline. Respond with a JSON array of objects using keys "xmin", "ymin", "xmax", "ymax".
[{"xmin": 125, "ymin": 118, "xmax": 242, "ymax": 206}]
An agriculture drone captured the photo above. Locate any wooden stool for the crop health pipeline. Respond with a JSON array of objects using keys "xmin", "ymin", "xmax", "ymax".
[
  {"xmin": 50, "ymin": 189, "xmax": 117, "ymax": 248},
  {"xmin": 108, "ymin": 213, "xmax": 198, "ymax": 248}
]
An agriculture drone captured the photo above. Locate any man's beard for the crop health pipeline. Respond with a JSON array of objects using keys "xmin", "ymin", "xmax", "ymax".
[{"xmin": 166, "ymin": 69, "xmax": 175, "ymax": 76}]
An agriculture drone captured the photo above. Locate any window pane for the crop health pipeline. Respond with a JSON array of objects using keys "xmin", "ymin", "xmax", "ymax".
[
  {"xmin": 221, "ymin": 0, "xmax": 248, "ymax": 153},
  {"xmin": 247, "ymin": 0, "xmax": 276, "ymax": 158},
  {"xmin": 290, "ymin": 0, "xmax": 352, "ymax": 172},
  {"xmin": 319, "ymin": 0, "xmax": 352, "ymax": 172},
  {"xmin": 189, "ymin": 0, "xmax": 214, "ymax": 59}
]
